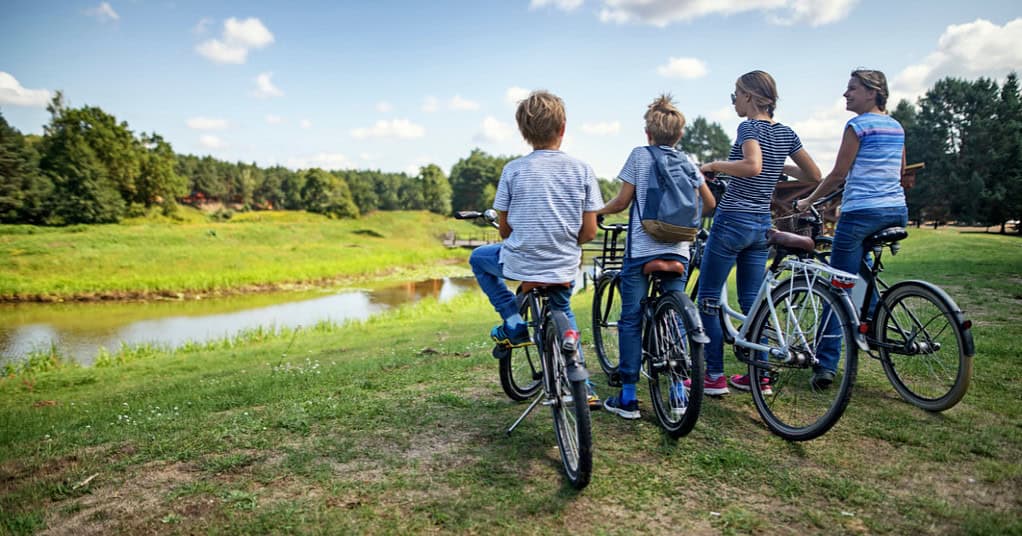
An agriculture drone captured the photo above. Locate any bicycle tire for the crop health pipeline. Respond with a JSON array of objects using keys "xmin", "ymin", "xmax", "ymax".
[
  {"xmin": 592, "ymin": 273, "xmax": 622, "ymax": 378},
  {"xmin": 545, "ymin": 314, "xmax": 592, "ymax": 490},
  {"xmin": 643, "ymin": 292, "xmax": 704, "ymax": 438},
  {"xmin": 499, "ymin": 293, "xmax": 543, "ymax": 401},
  {"xmin": 748, "ymin": 277, "xmax": 858, "ymax": 441},
  {"xmin": 874, "ymin": 282, "xmax": 973, "ymax": 411}
]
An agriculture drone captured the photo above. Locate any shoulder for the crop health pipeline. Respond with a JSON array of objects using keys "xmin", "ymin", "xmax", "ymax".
[{"xmin": 737, "ymin": 120, "xmax": 760, "ymax": 140}]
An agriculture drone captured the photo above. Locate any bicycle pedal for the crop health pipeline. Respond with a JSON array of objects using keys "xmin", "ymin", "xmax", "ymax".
[{"xmin": 491, "ymin": 345, "xmax": 511, "ymax": 360}]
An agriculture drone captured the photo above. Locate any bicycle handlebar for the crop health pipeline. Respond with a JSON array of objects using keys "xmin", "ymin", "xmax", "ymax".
[
  {"xmin": 454, "ymin": 209, "xmax": 499, "ymax": 229},
  {"xmin": 596, "ymin": 214, "xmax": 627, "ymax": 232}
]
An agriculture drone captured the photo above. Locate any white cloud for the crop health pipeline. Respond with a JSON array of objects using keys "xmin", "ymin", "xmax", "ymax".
[
  {"xmin": 506, "ymin": 86, "xmax": 531, "ymax": 105},
  {"xmin": 475, "ymin": 116, "xmax": 515, "ymax": 143},
  {"xmin": 196, "ymin": 17, "xmax": 274, "ymax": 64},
  {"xmin": 581, "ymin": 121, "xmax": 621, "ymax": 135},
  {"xmin": 186, "ymin": 116, "xmax": 228, "ymax": 130},
  {"xmin": 598, "ymin": 0, "xmax": 854, "ymax": 27},
  {"xmin": 286, "ymin": 152, "xmax": 353, "ymax": 170},
  {"xmin": 404, "ymin": 156, "xmax": 435, "ymax": 176},
  {"xmin": 530, "ymin": 0, "xmax": 584, "ymax": 11},
  {"xmin": 252, "ymin": 72, "xmax": 283, "ymax": 98},
  {"xmin": 264, "ymin": 114, "xmax": 283, "ymax": 125},
  {"xmin": 421, "ymin": 96, "xmax": 439, "ymax": 113},
  {"xmin": 199, "ymin": 135, "xmax": 224, "ymax": 149},
  {"xmin": 449, "ymin": 95, "xmax": 480, "ymax": 111},
  {"xmin": 376, "ymin": 101, "xmax": 393, "ymax": 113},
  {"xmin": 892, "ymin": 18, "xmax": 1022, "ymax": 102},
  {"xmin": 85, "ymin": 2, "xmax": 119, "ymax": 22},
  {"xmin": 350, "ymin": 119, "xmax": 425, "ymax": 139},
  {"xmin": 0, "ymin": 72, "xmax": 52, "ymax": 107},
  {"xmin": 193, "ymin": 17, "xmax": 213, "ymax": 35},
  {"xmin": 657, "ymin": 57, "xmax": 708, "ymax": 79},
  {"xmin": 299, "ymin": 119, "xmax": 312, "ymax": 129}
]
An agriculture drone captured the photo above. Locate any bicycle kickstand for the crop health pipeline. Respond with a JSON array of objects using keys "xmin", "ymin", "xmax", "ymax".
[{"xmin": 506, "ymin": 393, "xmax": 544, "ymax": 436}]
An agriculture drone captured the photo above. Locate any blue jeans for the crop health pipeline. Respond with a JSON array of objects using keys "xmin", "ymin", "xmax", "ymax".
[
  {"xmin": 816, "ymin": 206, "xmax": 908, "ymax": 372},
  {"xmin": 616, "ymin": 254, "xmax": 688, "ymax": 385},
  {"xmin": 696, "ymin": 211, "xmax": 772, "ymax": 376},
  {"xmin": 468, "ymin": 243, "xmax": 579, "ymax": 334}
]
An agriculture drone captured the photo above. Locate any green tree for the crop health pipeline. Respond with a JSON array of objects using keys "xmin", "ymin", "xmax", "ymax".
[
  {"xmin": 137, "ymin": 133, "xmax": 187, "ymax": 211},
  {"xmin": 418, "ymin": 164, "xmax": 452, "ymax": 215},
  {"xmin": 0, "ymin": 113, "xmax": 52, "ymax": 223},
  {"xmin": 449, "ymin": 148, "xmax": 514, "ymax": 210},
  {"xmin": 301, "ymin": 168, "xmax": 359, "ymax": 218},
  {"xmin": 597, "ymin": 177, "xmax": 620, "ymax": 205},
  {"xmin": 676, "ymin": 116, "xmax": 731, "ymax": 163}
]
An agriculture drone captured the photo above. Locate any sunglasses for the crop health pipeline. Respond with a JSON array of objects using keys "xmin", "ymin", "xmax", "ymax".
[{"xmin": 730, "ymin": 93, "xmax": 737, "ymax": 105}]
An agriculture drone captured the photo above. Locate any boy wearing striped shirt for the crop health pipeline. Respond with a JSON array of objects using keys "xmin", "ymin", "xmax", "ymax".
[{"xmin": 468, "ymin": 90, "xmax": 604, "ymax": 402}]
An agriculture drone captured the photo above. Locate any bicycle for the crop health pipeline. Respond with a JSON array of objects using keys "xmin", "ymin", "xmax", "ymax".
[
  {"xmin": 787, "ymin": 190, "xmax": 975, "ymax": 411},
  {"xmin": 455, "ymin": 209, "xmax": 593, "ymax": 489},
  {"xmin": 590, "ymin": 218, "xmax": 708, "ymax": 438}
]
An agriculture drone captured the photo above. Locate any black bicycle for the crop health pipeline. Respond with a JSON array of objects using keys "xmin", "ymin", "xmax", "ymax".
[
  {"xmin": 791, "ymin": 192, "xmax": 975, "ymax": 411},
  {"xmin": 590, "ymin": 218, "xmax": 707, "ymax": 437},
  {"xmin": 455, "ymin": 210, "xmax": 593, "ymax": 489}
]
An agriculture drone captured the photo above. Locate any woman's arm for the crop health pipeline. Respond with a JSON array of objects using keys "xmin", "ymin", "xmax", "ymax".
[
  {"xmin": 597, "ymin": 182, "xmax": 635, "ymax": 215},
  {"xmin": 784, "ymin": 148, "xmax": 822, "ymax": 183},
  {"xmin": 795, "ymin": 126, "xmax": 860, "ymax": 212},
  {"xmin": 701, "ymin": 139, "xmax": 762, "ymax": 178}
]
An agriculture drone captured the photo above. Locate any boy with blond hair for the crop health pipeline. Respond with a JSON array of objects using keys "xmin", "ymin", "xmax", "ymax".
[
  {"xmin": 597, "ymin": 94, "xmax": 716, "ymax": 419},
  {"xmin": 468, "ymin": 90, "xmax": 603, "ymax": 403}
]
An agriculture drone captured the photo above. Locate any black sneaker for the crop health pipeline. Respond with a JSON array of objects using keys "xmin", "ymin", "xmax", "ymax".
[
  {"xmin": 491, "ymin": 323, "xmax": 531, "ymax": 348},
  {"xmin": 810, "ymin": 369, "xmax": 836, "ymax": 390},
  {"xmin": 604, "ymin": 392, "xmax": 640, "ymax": 420}
]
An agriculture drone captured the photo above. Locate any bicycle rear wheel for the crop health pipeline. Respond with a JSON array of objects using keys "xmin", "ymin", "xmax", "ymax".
[
  {"xmin": 499, "ymin": 294, "xmax": 542, "ymax": 401},
  {"xmin": 592, "ymin": 273, "xmax": 622, "ymax": 379},
  {"xmin": 643, "ymin": 292, "xmax": 704, "ymax": 438},
  {"xmin": 748, "ymin": 277, "xmax": 857, "ymax": 441},
  {"xmin": 874, "ymin": 282, "xmax": 973, "ymax": 411},
  {"xmin": 545, "ymin": 315, "xmax": 592, "ymax": 489}
]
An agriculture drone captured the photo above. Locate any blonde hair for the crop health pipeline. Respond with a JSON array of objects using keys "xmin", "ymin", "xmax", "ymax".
[
  {"xmin": 851, "ymin": 69, "xmax": 890, "ymax": 112},
  {"xmin": 644, "ymin": 93, "xmax": 686, "ymax": 146},
  {"xmin": 736, "ymin": 70, "xmax": 779, "ymax": 118},
  {"xmin": 515, "ymin": 90, "xmax": 566, "ymax": 148}
]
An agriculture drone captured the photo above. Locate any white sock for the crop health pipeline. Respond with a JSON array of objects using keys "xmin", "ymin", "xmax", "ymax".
[{"xmin": 505, "ymin": 313, "xmax": 524, "ymax": 329}]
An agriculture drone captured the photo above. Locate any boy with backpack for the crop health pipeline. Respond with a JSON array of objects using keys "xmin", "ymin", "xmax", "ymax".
[
  {"xmin": 597, "ymin": 94, "xmax": 716, "ymax": 420},
  {"xmin": 468, "ymin": 90, "xmax": 604, "ymax": 404}
]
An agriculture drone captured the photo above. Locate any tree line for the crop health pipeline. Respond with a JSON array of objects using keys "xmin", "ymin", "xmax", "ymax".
[{"xmin": 1, "ymin": 73, "xmax": 1019, "ymax": 231}]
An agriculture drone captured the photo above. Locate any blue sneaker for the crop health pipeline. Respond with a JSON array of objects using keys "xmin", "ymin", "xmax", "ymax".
[
  {"xmin": 491, "ymin": 323, "xmax": 531, "ymax": 348},
  {"xmin": 670, "ymin": 383, "xmax": 688, "ymax": 418},
  {"xmin": 604, "ymin": 392, "xmax": 640, "ymax": 420}
]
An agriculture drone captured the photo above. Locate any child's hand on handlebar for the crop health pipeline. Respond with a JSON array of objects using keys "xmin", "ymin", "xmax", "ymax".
[{"xmin": 795, "ymin": 198, "xmax": 812, "ymax": 213}]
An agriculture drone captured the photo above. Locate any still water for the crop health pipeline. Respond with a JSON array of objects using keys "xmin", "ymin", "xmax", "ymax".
[{"xmin": 0, "ymin": 277, "xmax": 479, "ymax": 366}]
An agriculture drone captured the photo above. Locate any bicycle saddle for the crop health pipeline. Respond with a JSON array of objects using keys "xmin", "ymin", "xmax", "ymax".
[
  {"xmin": 519, "ymin": 281, "xmax": 572, "ymax": 293},
  {"xmin": 864, "ymin": 227, "xmax": 908, "ymax": 248},
  {"xmin": 642, "ymin": 259, "xmax": 686, "ymax": 277},
  {"xmin": 766, "ymin": 229, "xmax": 815, "ymax": 254}
]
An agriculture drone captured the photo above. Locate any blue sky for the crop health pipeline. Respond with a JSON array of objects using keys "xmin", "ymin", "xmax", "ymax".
[{"xmin": 2, "ymin": 0, "xmax": 1020, "ymax": 180}]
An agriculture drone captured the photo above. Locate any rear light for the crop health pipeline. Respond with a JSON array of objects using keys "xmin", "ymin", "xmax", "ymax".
[
  {"xmin": 859, "ymin": 322, "xmax": 870, "ymax": 334},
  {"xmin": 961, "ymin": 319, "xmax": 972, "ymax": 330},
  {"xmin": 830, "ymin": 277, "xmax": 855, "ymax": 289},
  {"xmin": 562, "ymin": 329, "xmax": 580, "ymax": 352}
]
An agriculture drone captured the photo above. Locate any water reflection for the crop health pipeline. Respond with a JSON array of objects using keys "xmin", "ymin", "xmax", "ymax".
[{"xmin": 0, "ymin": 277, "xmax": 478, "ymax": 366}]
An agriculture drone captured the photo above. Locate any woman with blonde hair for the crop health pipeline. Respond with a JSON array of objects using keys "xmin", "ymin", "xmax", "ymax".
[{"xmin": 694, "ymin": 70, "xmax": 822, "ymax": 396}]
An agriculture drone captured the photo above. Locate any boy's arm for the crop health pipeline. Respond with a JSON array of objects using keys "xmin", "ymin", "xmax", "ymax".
[
  {"xmin": 578, "ymin": 211, "xmax": 598, "ymax": 244},
  {"xmin": 597, "ymin": 182, "xmax": 635, "ymax": 215},
  {"xmin": 497, "ymin": 210, "xmax": 511, "ymax": 239}
]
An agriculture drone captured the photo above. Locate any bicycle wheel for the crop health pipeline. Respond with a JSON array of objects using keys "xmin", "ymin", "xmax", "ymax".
[
  {"xmin": 643, "ymin": 292, "xmax": 704, "ymax": 438},
  {"xmin": 747, "ymin": 277, "xmax": 858, "ymax": 441},
  {"xmin": 500, "ymin": 295, "xmax": 542, "ymax": 401},
  {"xmin": 592, "ymin": 273, "xmax": 622, "ymax": 378},
  {"xmin": 545, "ymin": 315, "xmax": 592, "ymax": 489},
  {"xmin": 874, "ymin": 282, "xmax": 973, "ymax": 411}
]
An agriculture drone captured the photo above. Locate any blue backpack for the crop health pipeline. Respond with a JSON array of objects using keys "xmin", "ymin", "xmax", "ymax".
[{"xmin": 634, "ymin": 145, "xmax": 702, "ymax": 242}]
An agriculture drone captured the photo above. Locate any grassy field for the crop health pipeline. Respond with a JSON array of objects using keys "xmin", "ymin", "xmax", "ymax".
[
  {"xmin": 0, "ymin": 228, "xmax": 1020, "ymax": 535},
  {"xmin": 0, "ymin": 210, "xmax": 481, "ymax": 301}
]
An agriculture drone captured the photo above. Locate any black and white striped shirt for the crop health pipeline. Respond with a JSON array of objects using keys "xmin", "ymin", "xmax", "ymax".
[{"xmin": 717, "ymin": 119, "xmax": 803, "ymax": 213}]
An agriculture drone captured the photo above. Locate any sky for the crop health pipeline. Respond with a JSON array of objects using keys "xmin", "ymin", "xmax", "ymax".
[{"xmin": 2, "ymin": 0, "xmax": 1020, "ymax": 181}]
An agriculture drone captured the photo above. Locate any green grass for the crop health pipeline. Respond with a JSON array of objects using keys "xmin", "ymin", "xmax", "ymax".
[
  {"xmin": 0, "ymin": 210, "xmax": 480, "ymax": 300},
  {"xmin": 0, "ymin": 228, "xmax": 1019, "ymax": 534}
]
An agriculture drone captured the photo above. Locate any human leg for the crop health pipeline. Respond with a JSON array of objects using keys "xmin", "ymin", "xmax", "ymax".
[{"xmin": 469, "ymin": 244, "xmax": 528, "ymax": 346}]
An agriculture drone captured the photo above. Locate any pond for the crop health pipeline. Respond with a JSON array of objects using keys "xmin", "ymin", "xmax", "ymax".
[{"xmin": 0, "ymin": 277, "xmax": 480, "ymax": 366}]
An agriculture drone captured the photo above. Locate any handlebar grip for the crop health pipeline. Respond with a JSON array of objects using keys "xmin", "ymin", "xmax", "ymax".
[{"xmin": 454, "ymin": 210, "xmax": 482, "ymax": 220}]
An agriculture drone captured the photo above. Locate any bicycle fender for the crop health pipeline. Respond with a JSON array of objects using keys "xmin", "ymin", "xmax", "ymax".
[
  {"xmin": 880, "ymin": 280, "xmax": 975, "ymax": 356},
  {"xmin": 676, "ymin": 292, "xmax": 710, "ymax": 344},
  {"xmin": 831, "ymin": 287, "xmax": 870, "ymax": 351},
  {"xmin": 550, "ymin": 310, "xmax": 591, "ymax": 381}
]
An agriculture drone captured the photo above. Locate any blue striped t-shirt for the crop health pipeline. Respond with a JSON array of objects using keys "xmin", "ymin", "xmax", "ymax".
[
  {"xmin": 494, "ymin": 150, "xmax": 604, "ymax": 283},
  {"xmin": 843, "ymin": 113, "xmax": 906, "ymax": 212},
  {"xmin": 717, "ymin": 119, "xmax": 803, "ymax": 213}
]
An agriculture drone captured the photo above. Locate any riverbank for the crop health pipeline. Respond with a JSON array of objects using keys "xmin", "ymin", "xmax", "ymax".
[
  {"xmin": 1, "ymin": 229, "xmax": 1020, "ymax": 534},
  {"xmin": 0, "ymin": 210, "xmax": 477, "ymax": 302}
]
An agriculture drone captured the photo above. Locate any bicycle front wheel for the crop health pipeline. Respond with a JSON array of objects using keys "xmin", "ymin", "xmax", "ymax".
[
  {"xmin": 592, "ymin": 273, "xmax": 622, "ymax": 379},
  {"xmin": 748, "ymin": 277, "xmax": 858, "ymax": 441},
  {"xmin": 643, "ymin": 292, "xmax": 704, "ymax": 438},
  {"xmin": 874, "ymin": 282, "xmax": 973, "ymax": 411},
  {"xmin": 499, "ymin": 295, "xmax": 542, "ymax": 401},
  {"xmin": 545, "ymin": 315, "xmax": 592, "ymax": 489}
]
